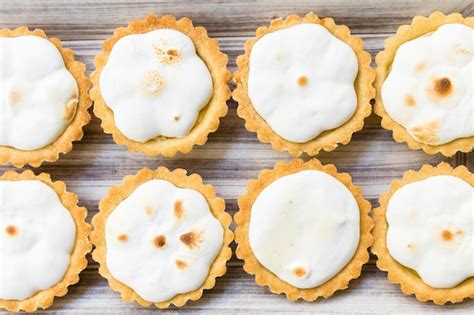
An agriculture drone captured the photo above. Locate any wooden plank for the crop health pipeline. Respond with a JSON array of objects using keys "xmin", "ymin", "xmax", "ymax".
[{"xmin": 0, "ymin": 0, "xmax": 472, "ymax": 313}]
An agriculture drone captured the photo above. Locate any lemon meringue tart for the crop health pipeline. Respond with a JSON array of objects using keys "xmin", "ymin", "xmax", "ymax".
[
  {"xmin": 91, "ymin": 14, "xmax": 231, "ymax": 157},
  {"xmin": 91, "ymin": 167, "xmax": 233, "ymax": 308},
  {"xmin": 0, "ymin": 170, "xmax": 91, "ymax": 312},
  {"xmin": 0, "ymin": 27, "xmax": 92, "ymax": 167},
  {"xmin": 233, "ymin": 13, "xmax": 375, "ymax": 156},
  {"xmin": 375, "ymin": 12, "xmax": 473, "ymax": 156},
  {"xmin": 373, "ymin": 163, "xmax": 473, "ymax": 304},
  {"xmin": 235, "ymin": 159, "xmax": 373, "ymax": 301}
]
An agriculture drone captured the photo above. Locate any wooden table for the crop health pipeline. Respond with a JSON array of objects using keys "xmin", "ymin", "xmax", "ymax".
[{"xmin": 1, "ymin": 0, "xmax": 472, "ymax": 313}]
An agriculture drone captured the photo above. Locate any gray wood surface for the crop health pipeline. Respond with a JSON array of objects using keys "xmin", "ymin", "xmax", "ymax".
[{"xmin": 0, "ymin": 0, "xmax": 472, "ymax": 313}]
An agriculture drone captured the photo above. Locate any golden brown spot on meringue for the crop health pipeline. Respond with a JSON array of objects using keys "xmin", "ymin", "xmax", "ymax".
[
  {"xmin": 5, "ymin": 225, "xmax": 18, "ymax": 237},
  {"xmin": 142, "ymin": 71, "xmax": 165, "ymax": 96},
  {"xmin": 117, "ymin": 234, "xmax": 128, "ymax": 242},
  {"xmin": 180, "ymin": 231, "xmax": 202, "ymax": 249},
  {"xmin": 64, "ymin": 99, "xmax": 78, "ymax": 122},
  {"xmin": 297, "ymin": 76, "xmax": 308, "ymax": 87},
  {"xmin": 293, "ymin": 267, "xmax": 307, "ymax": 278},
  {"xmin": 414, "ymin": 62, "xmax": 426, "ymax": 73},
  {"xmin": 411, "ymin": 121, "xmax": 439, "ymax": 144},
  {"xmin": 9, "ymin": 88, "xmax": 22, "ymax": 106},
  {"xmin": 173, "ymin": 115, "xmax": 181, "ymax": 122},
  {"xmin": 175, "ymin": 259, "xmax": 188, "ymax": 270},
  {"xmin": 405, "ymin": 94, "xmax": 416, "ymax": 107},
  {"xmin": 167, "ymin": 49, "xmax": 178, "ymax": 57},
  {"xmin": 456, "ymin": 229, "xmax": 464, "ymax": 236},
  {"xmin": 434, "ymin": 77, "xmax": 452, "ymax": 97},
  {"xmin": 145, "ymin": 204, "xmax": 154, "ymax": 217},
  {"xmin": 174, "ymin": 200, "xmax": 184, "ymax": 220},
  {"xmin": 153, "ymin": 234, "xmax": 167, "ymax": 248},
  {"xmin": 441, "ymin": 230, "xmax": 453, "ymax": 241},
  {"xmin": 153, "ymin": 44, "xmax": 181, "ymax": 65},
  {"xmin": 407, "ymin": 243, "xmax": 416, "ymax": 250},
  {"xmin": 457, "ymin": 44, "xmax": 470, "ymax": 54}
]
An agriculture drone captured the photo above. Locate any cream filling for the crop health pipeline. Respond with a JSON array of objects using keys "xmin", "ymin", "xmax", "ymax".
[
  {"xmin": 382, "ymin": 24, "xmax": 473, "ymax": 145},
  {"xmin": 0, "ymin": 35, "xmax": 79, "ymax": 150},
  {"xmin": 247, "ymin": 23, "xmax": 358, "ymax": 143},
  {"xmin": 386, "ymin": 175, "xmax": 474, "ymax": 288},
  {"xmin": 249, "ymin": 170, "xmax": 360, "ymax": 288},
  {"xmin": 105, "ymin": 179, "xmax": 223, "ymax": 302},
  {"xmin": 100, "ymin": 29, "xmax": 213, "ymax": 143},
  {"xmin": 0, "ymin": 180, "xmax": 76, "ymax": 300}
]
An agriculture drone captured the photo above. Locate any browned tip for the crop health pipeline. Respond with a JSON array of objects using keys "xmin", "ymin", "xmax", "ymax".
[
  {"xmin": 154, "ymin": 44, "xmax": 181, "ymax": 64},
  {"xmin": 297, "ymin": 75, "xmax": 308, "ymax": 87},
  {"xmin": 117, "ymin": 234, "xmax": 128, "ymax": 242},
  {"xmin": 293, "ymin": 267, "xmax": 307, "ymax": 278},
  {"xmin": 145, "ymin": 204, "xmax": 154, "ymax": 217},
  {"xmin": 434, "ymin": 77, "xmax": 452, "ymax": 96},
  {"xmin": 441, "ymin": 230, "xmax": 453, "ymax": 241},
  {"xmin": 405, "ymin": 95, "xmax": 416, "ymax": 107},
  {"xmin": 175, "ymin": 259, "xmax": 188, "ymax": 269},
  {"xmin": 174, "ymin": 200, "xmax": 185, "ymax": 219},
  {"xmin": 180, "ymin": 231, "xmax": 202, "ymax": 249},
  {"xmin": 9, "ymin": 89, "xmax": 22, "ymax": 106},
  {"xmin": 153, "ymin": 234, "xmax": 167, "ymax": 248},
  {"xmin": 142, "ymin": 71, "xmax": 165, "ymax": 96},
  {"xmin": 414, "ymin": 62, "xmax": 426, "ymax": 73},
  {"xmin": 5, "ymin": 225, "xmax": 17, "ymax": 237},
  {"xmin": 167, "ymin": 49, "xmax": 178, "ymax": 57}
]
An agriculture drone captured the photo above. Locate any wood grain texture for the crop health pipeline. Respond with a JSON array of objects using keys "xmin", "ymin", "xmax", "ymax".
[{"xmin": 0, "ymin": 0, "xmax": 473, "ymax": 313}]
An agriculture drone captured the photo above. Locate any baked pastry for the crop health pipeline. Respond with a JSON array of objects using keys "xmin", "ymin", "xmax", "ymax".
[
  {"xmin": 235, "ymin": 159, "xmax": 373, "ymax": 301},
  {"xmin": 372, "ymin": 163, "xmax": 473, "ymax": 304},
  {"xmin": 233, "ymin": 13, "xmax": 375, "ymax": 156},
  {"xmin": 91, "ymin": 14, "xmax": 231, "ymax": 157},
  {"xmin": 375, "ymin": 12, "xmax": 473, "ymax": 156},
  {"xmin": 91, "ymin": 167, "xmax": 233, "ymax": 308},
  {"xmin": 0, "ymin": 170, "xmax": 91, "ymax": 312},
  {"xmin": 0, "ymin": 27, "xmax": 92, "ymax": 167}
]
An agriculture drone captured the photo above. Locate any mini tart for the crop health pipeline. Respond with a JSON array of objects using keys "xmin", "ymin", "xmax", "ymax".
[
  {"xmin": 233, "ymin": 13, "xmax": 375, "ymax": 157},
  {"xmin": 90, "ymin": 14, "xmax": 231, "ymax": 157},
  {"xmin": 0, "ymin": 170, "xmax": 91, "ymax": 312},
  {"xmin": 375, "ymin": 12, "xmax": 474, "ymax": 156},
  {"xmin": 0, "ymin": 27, "xmax": 92, "ymax": 168},
  {"xmin": 234, "ymin": 158, "xmax": 373, "ymax": 301},
  {"xmin": 372, "ymin": 163, "xmax": 474, "ymax": 304},
  {"xmin": 91, "ymin": 167, "xmax": 233, "ymax": 308}
]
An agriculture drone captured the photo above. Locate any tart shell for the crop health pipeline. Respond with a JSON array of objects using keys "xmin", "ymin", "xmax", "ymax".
[
  {"xmin": 90, "ymin": 14, "xmax": 231, "ymax": 157},
  {"xmin": 233, "ymin": 13, "xmax": 375, "ymax": 157},
  {"xmin": 0, "ymin": 170, "xmax": 92, "ymax": 312},
  {"xmin": 372, "ymin": 162, "xmax": 474, "ymax": 305},
  {"xmin": 374, "ymin": 11, "xmax": 474, "ymax": 157},
  {"xmin": 91, "ymin": 167, "xmax": 233, "ymax": 308},
  {"xmin": 234, "ymin": 158, "xmax": 373, "ymax": 301},
  {"xmin": 0, "ymin": 27, "xmax": 92, "ymax": 168}
]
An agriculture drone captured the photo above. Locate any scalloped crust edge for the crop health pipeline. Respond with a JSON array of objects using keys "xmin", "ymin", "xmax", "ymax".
[
  {"xmin": 90, "ymin": 167, "xmax": 233, "ymax": 308},
  {"xmin": 372, "ymin": 162, "xmax": 474, "ymax": 305},
  {"xmin": 233, "ymin": 12, "xmax": 375, "ymax": 157},
  {"xmin": 374, "ymin": 11, "xmax": 474, "ymax": 157},
  {"xmin": 90, "ymin": 14, "xmax": 231, "ymax": 157},
  {"xmin": 0, "ymin": 170, "xmax": 92, "ymax": 312},
  {"xmin": 234, "ymin": 158, "xmax": 373, "ymax": 301},
  {"xmin": 0, "ymin": 27, "xmax": 92, "ymax": 168}
]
